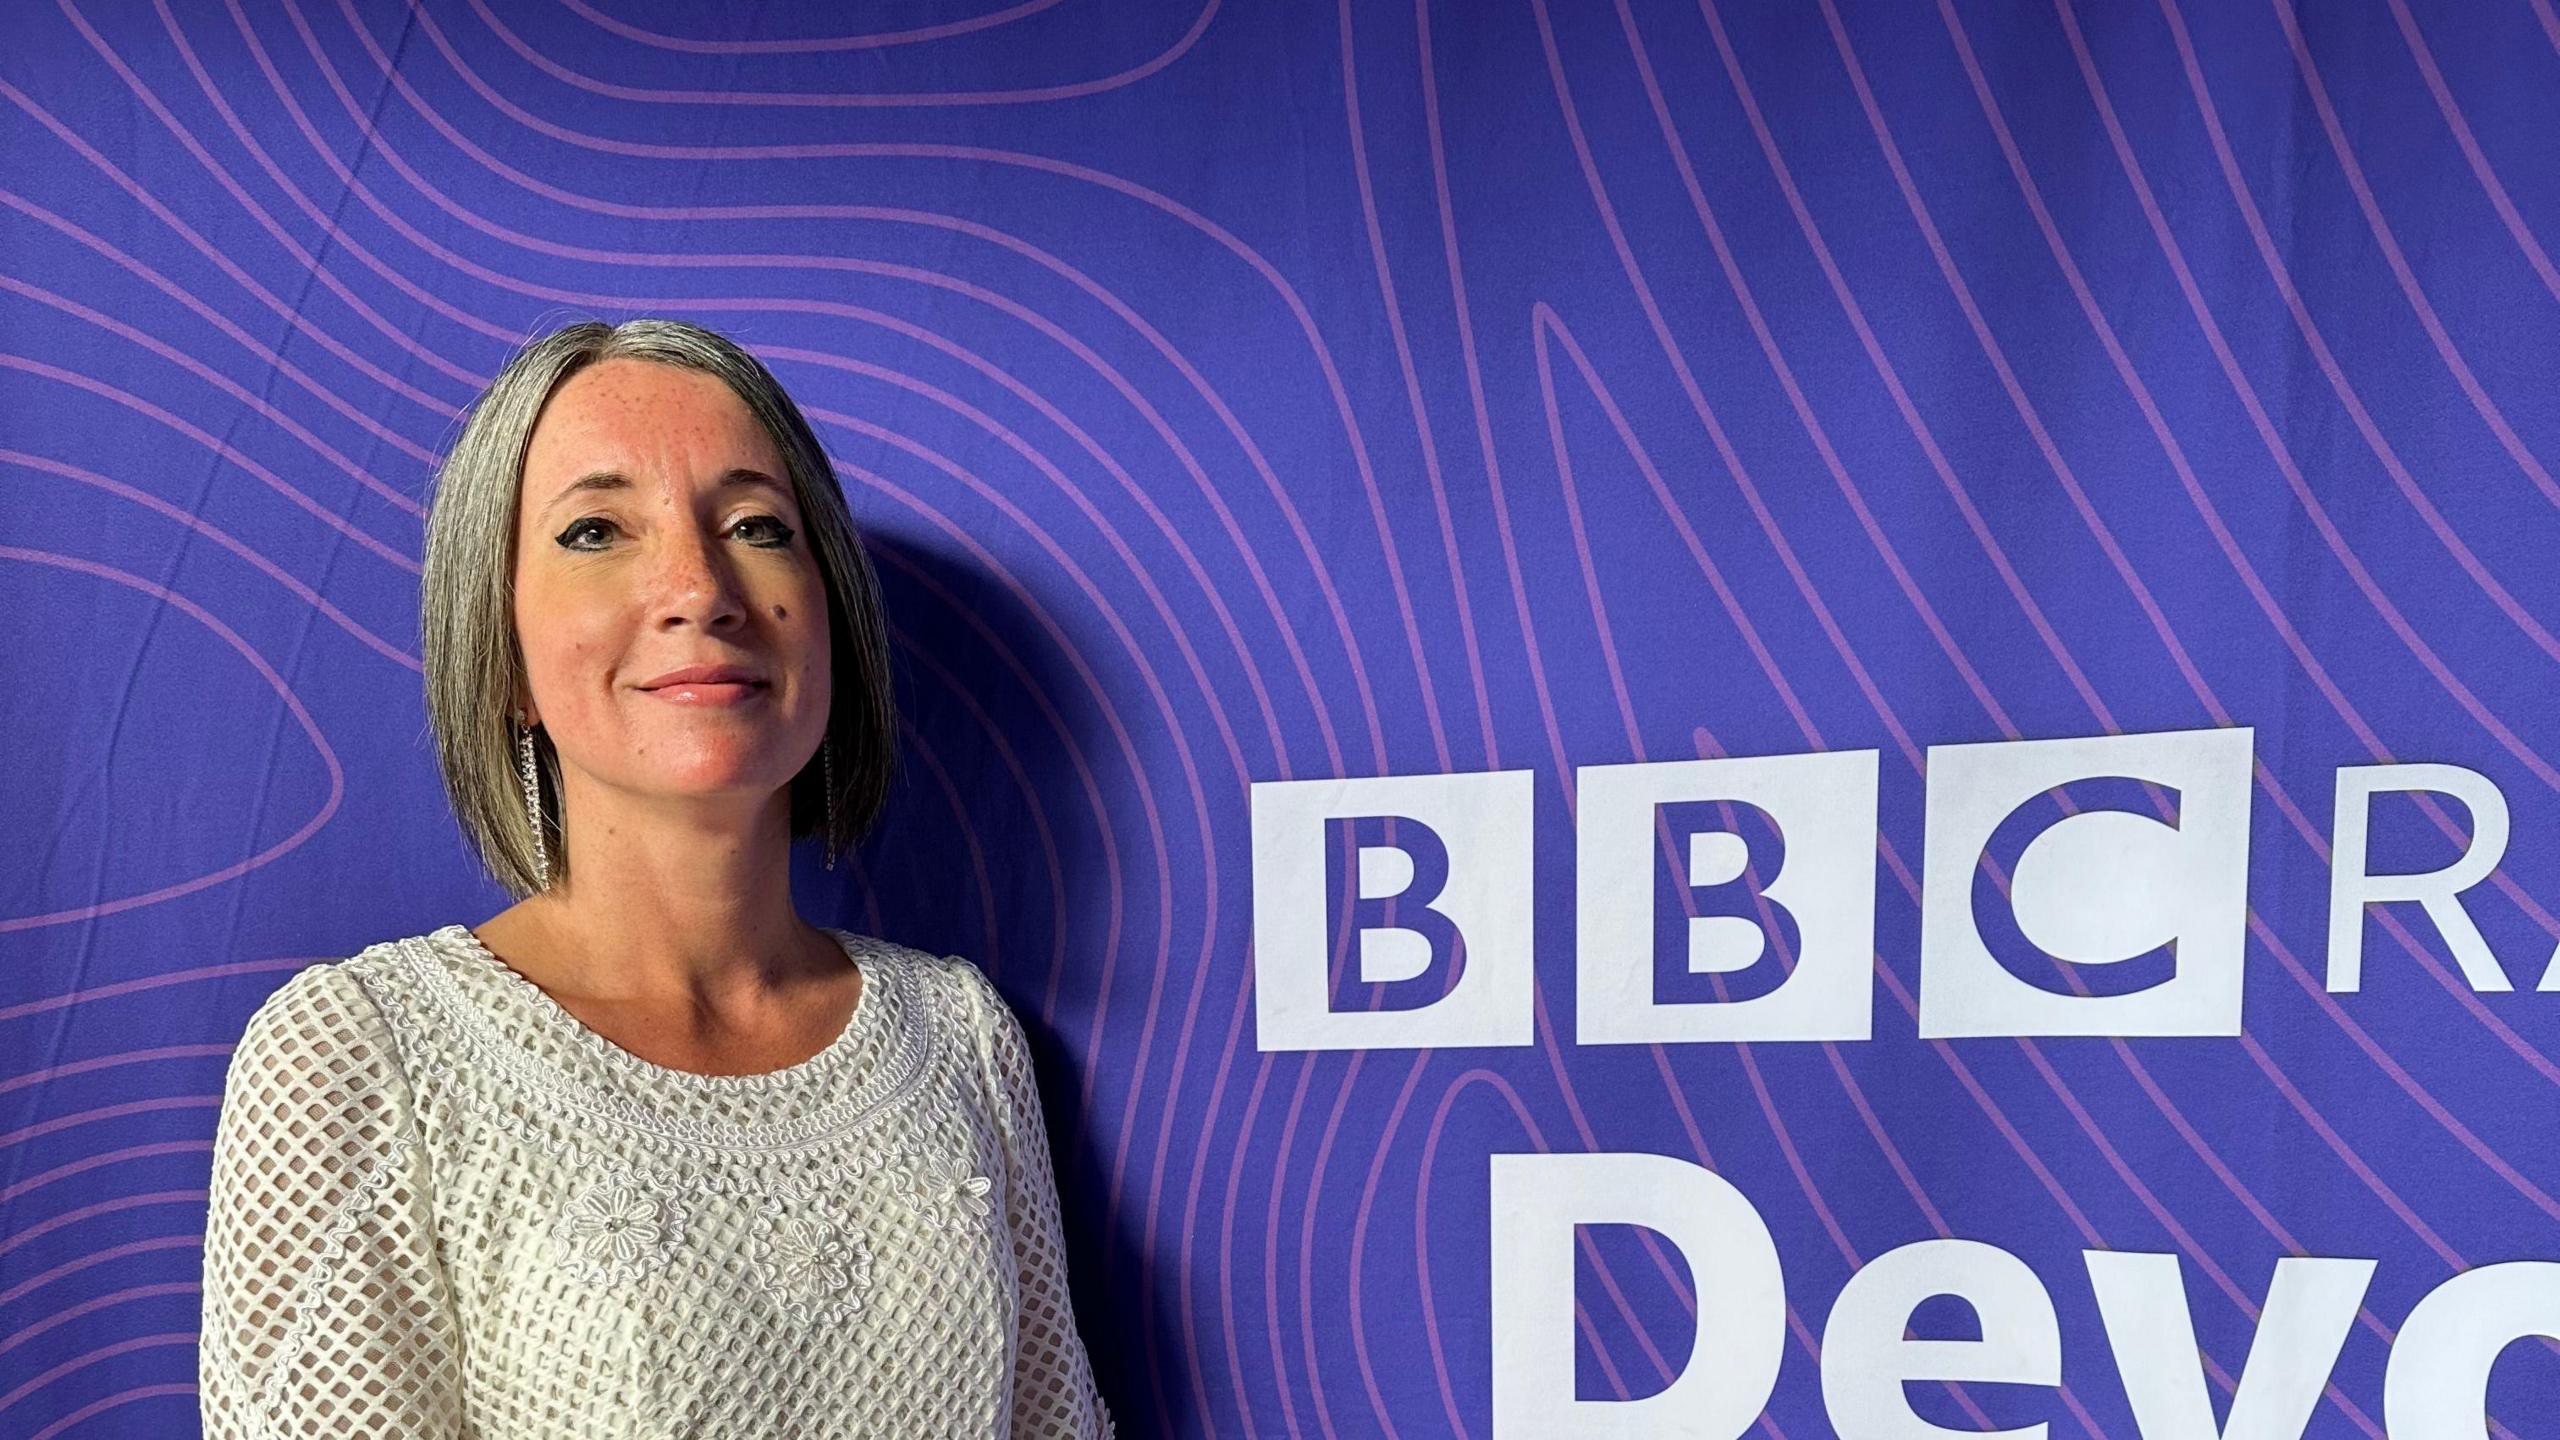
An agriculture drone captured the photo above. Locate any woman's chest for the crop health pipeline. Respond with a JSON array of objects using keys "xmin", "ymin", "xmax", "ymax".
[{"xmin": 421, "ymin": 1088, "xmax": 1016, "ymax": 1436}]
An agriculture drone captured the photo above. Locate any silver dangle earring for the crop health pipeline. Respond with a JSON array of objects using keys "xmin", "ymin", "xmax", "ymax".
[
  {"xmin": 821, "ymin": 738, "xmax": 840, "ymax": 871},
  {"xmin": 518, "ymin": 717, "xmax": 550, "ymax": 890}
]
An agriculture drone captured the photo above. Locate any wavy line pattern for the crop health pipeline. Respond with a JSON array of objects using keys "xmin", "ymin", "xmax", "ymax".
[{"xmin": 2, "ymin": 1, "xmax": 2556, "ymax": 1435}]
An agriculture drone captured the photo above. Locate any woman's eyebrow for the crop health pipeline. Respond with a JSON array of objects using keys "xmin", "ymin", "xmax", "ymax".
[{"xmin": 543, "ymin": 467, "xmax": 788, "ymax": 515}]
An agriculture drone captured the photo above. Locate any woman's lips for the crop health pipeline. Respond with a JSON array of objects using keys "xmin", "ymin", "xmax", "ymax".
[{"xmin": 642, "ymin": 680, "xmax": 769, "ymax": 706}]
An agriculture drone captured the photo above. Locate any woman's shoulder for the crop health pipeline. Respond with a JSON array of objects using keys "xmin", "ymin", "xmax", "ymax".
[
  {"xmin": 237, "ymin": 947, "xmax": 390, "ymax": 1044},
  {"xmin": 845, "ymin": 934, "xmax": 1005, "ymax": 1021},
  {"xmin": 207, "ymin": 945, "xmax": 441, "ymax": 1278},
  {"xmin": 224, "ymin": 934, "xmax": 448, "ymax": 1103}
]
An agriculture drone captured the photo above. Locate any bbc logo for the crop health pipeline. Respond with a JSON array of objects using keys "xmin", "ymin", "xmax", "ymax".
[{"xmin": 1249, "ymin": 725, "xmax": 2546, "ymax": 1051}]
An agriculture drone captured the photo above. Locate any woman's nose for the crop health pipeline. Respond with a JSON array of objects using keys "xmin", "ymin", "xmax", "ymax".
[{"xmin": 652, "ymin": 528, "xmax": 746, "ymax": 631}]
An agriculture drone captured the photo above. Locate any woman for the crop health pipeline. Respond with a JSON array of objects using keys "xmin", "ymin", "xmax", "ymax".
[{"xmin": 197, "ymin": 318, "xmax": 1113, "ymax": 1437}]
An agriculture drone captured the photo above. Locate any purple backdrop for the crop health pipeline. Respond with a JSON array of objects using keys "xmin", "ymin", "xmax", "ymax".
[{"xmin": 4, "ymin": 0, "xmax": 2558, "ymax": 1435}]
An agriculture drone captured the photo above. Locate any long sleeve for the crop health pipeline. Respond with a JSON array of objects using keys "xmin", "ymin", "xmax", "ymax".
[
  {"xmin": 958, "ymin": 960, "xmax": 1115, "ymax": 1440},
  {"xmin": 198, "ymin": 963, "xmax": 465, "ymax": 1438}
]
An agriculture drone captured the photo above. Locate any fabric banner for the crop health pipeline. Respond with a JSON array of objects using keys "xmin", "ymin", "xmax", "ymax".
[{"xmin": 5, "ymin": 1, "xmax": 2556, "ymax": 1434}]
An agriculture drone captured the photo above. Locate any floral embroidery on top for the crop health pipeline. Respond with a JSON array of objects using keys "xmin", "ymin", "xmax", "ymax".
[
  {"xmin": 903, "ymin": 1147, "xmax": 995, "ymax": 1230},
  {"xmin": 551, "ymin": 1169, "xmax": 686, "ymax": 1285},
  {"xmin": 750, "ymin": 1202, "xmax": 873, "ymax": 1325}
]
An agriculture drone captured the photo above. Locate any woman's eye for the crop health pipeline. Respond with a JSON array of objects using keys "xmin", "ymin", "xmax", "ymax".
[
  {"xmin": 557, "ymin": 517, "xmax": 618, "ymax": 551},
  {"xmin": 553, "ymin": 516, "xmax": 793, "ymax": 551},
  {"xmin": 735, "ymin": 514, "xmax": 796, "ymax": 547}
]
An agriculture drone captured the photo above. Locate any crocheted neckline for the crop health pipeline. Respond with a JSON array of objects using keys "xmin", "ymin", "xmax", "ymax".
[{"xmin": 423, "ymin": 922, "xmax": 883, "ymax": 1095}]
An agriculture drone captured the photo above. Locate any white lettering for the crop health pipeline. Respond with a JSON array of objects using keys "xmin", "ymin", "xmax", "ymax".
[
  {"xmin": 2086, "ymin": 1250, "xmax": 2372, "ymax": 1439},
  {"xmin": 2327, "ymin": 764, "xmax": 2513, "ymax": 993},
  {"xmin": 1489, "ymin": 1151, "xmax": 1785, "ymax": 1438},
  {"xmin": 2383, "ymin": 1262, "xmax": 2560, "ymax": 1440},
  {"xmin": 1822, "ymin": 1239, "xmax": 2060, "ymax": 1440}
]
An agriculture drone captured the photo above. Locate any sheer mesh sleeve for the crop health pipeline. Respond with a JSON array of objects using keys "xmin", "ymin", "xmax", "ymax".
[
  {"xmin": 198, "ymin": 964, "xmax": 464, "ymax": 1438},
  {"xmin": 955, "ymin": 959, "xmax": 1115, "ymax": 1440}
]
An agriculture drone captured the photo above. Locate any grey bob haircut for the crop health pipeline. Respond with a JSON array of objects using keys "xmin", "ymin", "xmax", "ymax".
[{"xmin": 421, "ymin": 317, "xmax": 899, "ymax": 899}]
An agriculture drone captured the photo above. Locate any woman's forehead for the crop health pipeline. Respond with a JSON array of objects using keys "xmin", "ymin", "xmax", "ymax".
[{"xmin": 525, "ymin": 360, "xmax": 781, "ymax": 486}]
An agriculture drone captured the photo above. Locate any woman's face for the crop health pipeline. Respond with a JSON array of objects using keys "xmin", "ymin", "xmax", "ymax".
[{"xmin": 511, "ymin": 356, "xmax": 830, "ymax": 827}]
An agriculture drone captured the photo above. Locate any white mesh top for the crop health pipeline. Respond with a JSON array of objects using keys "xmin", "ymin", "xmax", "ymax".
[{"xmin": 197, "ymin": 924, "xmax": 1114, "ymax": 1439}]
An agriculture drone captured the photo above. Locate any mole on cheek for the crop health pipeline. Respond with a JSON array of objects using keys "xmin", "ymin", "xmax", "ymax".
[{"xmin": 772, "ymin": 605, "xmax": 788, "ymax": 620}]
